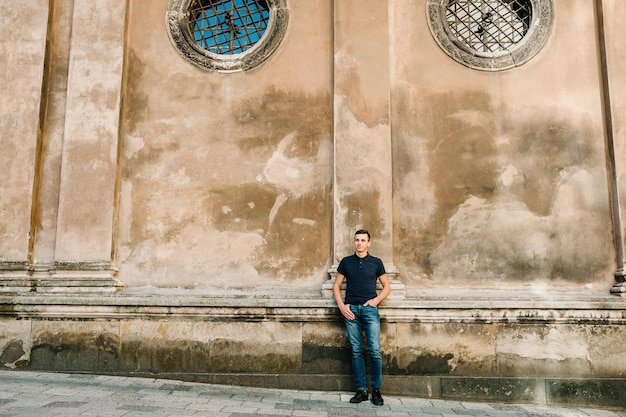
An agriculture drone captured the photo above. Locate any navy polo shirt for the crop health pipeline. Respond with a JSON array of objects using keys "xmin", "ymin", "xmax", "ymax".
[{"xmin": 337, "ymin": 253, "xmax": 386, "ymax": 305}]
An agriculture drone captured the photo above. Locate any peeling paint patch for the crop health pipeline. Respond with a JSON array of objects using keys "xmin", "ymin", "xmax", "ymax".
[
  {"xmin": 269, "ymin": 193, "xmax": 288, "ymax": 226},
  {"xmin": 293, "ymin": 218, "xmax": 315, "ymax": 226},
  {"xmin": 263, "ymin": 131, "xmax": 332, "ymax": 196}
]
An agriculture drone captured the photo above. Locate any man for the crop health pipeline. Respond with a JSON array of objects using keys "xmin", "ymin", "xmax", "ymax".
[{"xmin": 332, "ymin": 229, "xmax": 391, "ymax": 406}]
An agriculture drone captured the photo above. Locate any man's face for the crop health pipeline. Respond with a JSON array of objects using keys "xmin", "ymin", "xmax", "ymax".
[{"xmin": 353, "ymin": 233, "xmax": 371, "ymax": 254}]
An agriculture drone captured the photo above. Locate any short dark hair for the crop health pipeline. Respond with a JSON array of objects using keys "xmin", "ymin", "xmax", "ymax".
[{"xmin": 354, "ymin": 229, "xmax": 371, "ymax": 241}]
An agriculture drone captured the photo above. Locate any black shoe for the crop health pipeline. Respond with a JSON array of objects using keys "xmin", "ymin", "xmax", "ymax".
[
  {"xmin": 371, "ymin": 388, "xmax": 384, "ymax": 406},
  {"xmin": 349, "ymin": 389, "xmax": 368, "ymax": 403}
]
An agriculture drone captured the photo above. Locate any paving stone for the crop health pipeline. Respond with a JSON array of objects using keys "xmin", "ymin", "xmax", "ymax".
[{"xmin": 0, "ymin": 371, "xmax": 623, "ymax": 417}]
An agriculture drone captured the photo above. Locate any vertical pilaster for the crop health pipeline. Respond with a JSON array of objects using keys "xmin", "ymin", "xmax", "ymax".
[
  {"xmin": 52, "ymin": 0, "xmax": 127, "ymax": 291},
  {"xmin": 0, "ymin": 0, "xmax": 49, "ymax": 291},
  {"xmin": 31, "ymin": 0, "xmax": 75, "ymax": 272},
  {"xmin": 599, "ymin": 0, "xmax": 626, "ymax": 295},
  {"xmin": 324, "ymin": 0, "xmax": 403, "ymax": 298}
]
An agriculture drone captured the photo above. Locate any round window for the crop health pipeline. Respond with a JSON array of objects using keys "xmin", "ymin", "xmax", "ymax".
[
  {"xmin": 427, "ymin": 0, "xmax": 553, "ymax": 71},
  {"xmin": 167, "ymin": 0, "xmax": 288, "ymax": 72}
]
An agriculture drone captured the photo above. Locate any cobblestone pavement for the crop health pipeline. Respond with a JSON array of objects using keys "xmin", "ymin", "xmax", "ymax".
[{"xmin": 0, "ymin": 371, "xmax": 624, "ymax": 417}]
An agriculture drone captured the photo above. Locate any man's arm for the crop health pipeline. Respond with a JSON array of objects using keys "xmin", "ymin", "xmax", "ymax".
[
  {"xmin": 333, "ymin": 273, "xmax": 355, "ymax": 320},
  {"xmin": 364, "ymin": 273, "xmax": 391, "ymax": 307}
]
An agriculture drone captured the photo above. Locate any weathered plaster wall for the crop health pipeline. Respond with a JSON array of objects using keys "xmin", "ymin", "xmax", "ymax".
[
  {"xmin": 116, "ymin": 0, "xmax": 333, "ymax": 288},
  {"xmin": 391, "ymin": 1, "xmax": 615, "ymax": 289},
  {"xmin": 4, "ymin": 1, "xmax": 618, "ymax": 291}
]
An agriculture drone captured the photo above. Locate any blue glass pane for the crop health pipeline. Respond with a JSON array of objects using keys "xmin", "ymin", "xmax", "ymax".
[{"xmin": 189, "ymin": 0, "xmax": 270, "ymax": 55}]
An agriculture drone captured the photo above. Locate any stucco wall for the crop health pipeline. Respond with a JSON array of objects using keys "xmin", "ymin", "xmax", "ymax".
[
  {"xmin": 391, "ymin": 0, "xmax": 615, "ymax": 289},
  {"xmin": 1, "ymin": 0, "xmax": 620, "ymax": 292},
  {"xmin": 116, "ymin": 0, "xmax": 333, "ymax": 289},
  {"xmin": 113, "ymin": 0, "xmax": 618, "ymax": 291}
]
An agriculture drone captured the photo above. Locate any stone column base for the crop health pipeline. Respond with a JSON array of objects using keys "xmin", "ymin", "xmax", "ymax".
[
  {"xmin": 0, "ymin": 262, "xmax": 123, "ymax": 294},
  {"xmin": 610, "ymin": 268, "xmax": 626, "ymax": 296},
  {"xmin": 610, "ymin": 281, "xmax": 626, "ymax": 296}
]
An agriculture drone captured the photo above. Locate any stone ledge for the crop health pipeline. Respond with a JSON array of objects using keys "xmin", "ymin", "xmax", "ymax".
[{"xmin": 0, "ymin": 287, "xmax": 625, "ymax": 324}]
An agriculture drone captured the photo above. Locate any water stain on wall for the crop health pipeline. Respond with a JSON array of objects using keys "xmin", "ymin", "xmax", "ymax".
[
  {"xmin": 121, "ymin": 340, "xmax": 211, "ymax": 373},
  {"xmin": 0, "ymin": 339, "xmax": 26, "ymax": 369},
  {"xmin": 393, "ymin": 89, "xmax": 612, "ymax": 285},
  {"xmin": 390, "ymin": 352, "xmax": 455, "ymax": 375},
  {"xmin": 118, "ymin": 62, "xmax": 333, "ymax": 286},
  {"xmin": 342, "ymin": 188, "xmax": 383, "ymax": 239},
  {"xmin": 210, "ymin": 340, "xmax": 300, "ymax": 373},
  {"xmin": 30, "ymin": 331, "xmax": 119, "ymax": 372}
]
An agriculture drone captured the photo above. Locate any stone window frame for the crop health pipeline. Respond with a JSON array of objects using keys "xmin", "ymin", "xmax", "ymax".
[
  {"xmin": 166, "ymin": 0, "xmax": 289, "ymax": 73},
  {"xmin": 426, "ymin": 0, "xmax": 554, "ymax": 71}
]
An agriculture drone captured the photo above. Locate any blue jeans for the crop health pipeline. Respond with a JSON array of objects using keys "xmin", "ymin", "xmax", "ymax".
[{"xmin": 344, "ymin": 304, "xmax": 382, "ymax": 391}]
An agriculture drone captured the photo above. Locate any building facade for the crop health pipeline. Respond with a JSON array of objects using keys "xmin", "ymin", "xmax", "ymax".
[{"xmin": 1, "ymin": 0, "xmax": 625, "ymax": 407}]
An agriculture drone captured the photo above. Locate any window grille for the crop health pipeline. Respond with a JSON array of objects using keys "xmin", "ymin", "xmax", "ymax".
[
  {"xmin": 187, "ymin": 0, "xmax": 270, "ymax": 55},
  {"xmin": 166, "ymin": 0, "xmax": 288, "ymax": 72},
  {"xmin": 426, "ymin": 0, "xmax": 553, "ymax": 71},
  {"xmin": 445, "ymin": 0, "xmax": 531, "ymax": 53}
]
